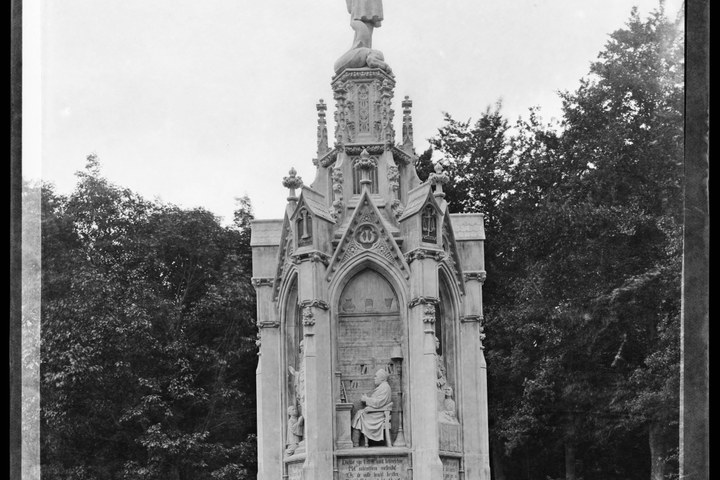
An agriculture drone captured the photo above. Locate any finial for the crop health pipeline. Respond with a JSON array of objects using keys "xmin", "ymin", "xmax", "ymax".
[
  {"xmin": 282, "ymin": 167, "xmax": 303, "ymax": 203},
  {"xmin": 429, "ymin": 163, "xmax": 450, "ymax": 199},
  {"xmin": 401, "ymin": 95, "xmax": 414, "ymax": 153},
  {"xmin": 316, "ymin": 99, "xmax": 328, "ymax": 159}
]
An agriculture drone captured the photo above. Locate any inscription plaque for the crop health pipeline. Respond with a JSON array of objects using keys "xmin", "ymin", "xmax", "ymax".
[
  {"xmin": 441, "ymin": 457, "xmax": 460, "ymax": 480},
  {"xmin": 338, "ymin": 456, "xmax": 408, "ymax": 480}
]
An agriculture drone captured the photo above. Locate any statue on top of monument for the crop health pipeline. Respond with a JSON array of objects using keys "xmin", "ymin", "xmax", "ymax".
[
  {"xmin": 335, "ymin": 0, "xmax": 392, "ymax": 75},
  {"xmin": 347, "ymin": 0, "xmax": 383, "ymax": 49}
]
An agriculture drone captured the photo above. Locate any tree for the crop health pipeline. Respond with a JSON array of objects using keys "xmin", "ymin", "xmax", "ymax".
[
  {"xmin": 428, "ymin": 5, "xmax": 683, "ymax": 479},
  {"xmin": 41, "ymin": 155, "xmax": 259, "ymax": 479}
]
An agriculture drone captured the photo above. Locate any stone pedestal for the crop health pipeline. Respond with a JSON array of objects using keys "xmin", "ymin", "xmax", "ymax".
[{"xmin": 336, "ymin": 403, "xmax": 355, "ymax": 450}]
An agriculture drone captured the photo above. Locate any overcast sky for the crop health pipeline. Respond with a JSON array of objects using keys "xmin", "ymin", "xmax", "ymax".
[{"xmin": 32, "ymin": 0, "xmax": 683, "ymax": 224}]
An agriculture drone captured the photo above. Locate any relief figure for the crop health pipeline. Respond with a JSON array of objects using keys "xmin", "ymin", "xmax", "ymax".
[{"xmin": 351, "ymin": 369, "xmax": 392, "ymax": 446}]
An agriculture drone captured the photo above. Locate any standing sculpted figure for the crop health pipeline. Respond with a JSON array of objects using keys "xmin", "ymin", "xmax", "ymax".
[
  {"xmin": 351, "ymin": 369, "xmax": 392, "ymax": 446},
  {"xmin": 347, "ymin": 0, "xmax": 383, "ymax": 49},
  {"xmin": 335, "ymin": 0, "xmax": 391, "ymax": 74},
  {"xmin": 288, "ymin": 340, "xmax": 306, "ymax": 417}
]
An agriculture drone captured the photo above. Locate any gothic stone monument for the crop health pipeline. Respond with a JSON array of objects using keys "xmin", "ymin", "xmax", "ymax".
[{"xmin": 251, "ymin": 3, "xmax": 490, "ymax": 479}]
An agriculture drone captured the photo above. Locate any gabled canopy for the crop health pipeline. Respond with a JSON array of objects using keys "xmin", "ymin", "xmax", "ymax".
[{"xmin": 326, "ymin": 189, "xmax": 410, "ymax": 281}]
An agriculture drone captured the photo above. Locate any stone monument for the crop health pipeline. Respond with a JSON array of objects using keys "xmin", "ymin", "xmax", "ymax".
[{"xmin": 251, "ymin": 3, "xmax": 491, "ymax": 478}]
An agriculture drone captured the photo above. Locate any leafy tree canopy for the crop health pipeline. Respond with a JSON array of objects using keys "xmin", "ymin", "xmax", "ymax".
[{"xmin": 41, "ymin": 155, "xmax": 259, "ymax": 480}]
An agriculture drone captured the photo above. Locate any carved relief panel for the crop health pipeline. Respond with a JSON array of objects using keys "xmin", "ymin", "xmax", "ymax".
[
  {"xmin": 421, "ymin": 204, "xmax": 438, "ymax": 244},
  {"xmin": 336, "ymin": 270, "xmax": 405, "ymax": 442}
]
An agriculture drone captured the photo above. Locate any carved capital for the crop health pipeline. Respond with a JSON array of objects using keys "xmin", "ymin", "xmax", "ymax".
[
  {"xmin": 251, "ymin": 277, "xmax": 274, "ymax": 289},
  {"xmin": 460, "ymin": 314, "xmax": 484, "ymax": 323},
  {"xmin": 405, "ymin": 248, "xmax": 446, "ymax": 264},
  {"xmin": 298, "ymin": 299, "xmax": 330, "ymax": 310},
  {"xmin": 408, "ymin": 296, "xmax": 440, "ymax": 309},
  {"xmin": 464, "ymin": 270, "xmax": 487, "ymax": 283},
  {"xmin": 291, "ymin": 250, "xmax": 330, "ymax": 266},
  {"xmin": 257, "ymin": 320, "xmax": 280, "ymax": 329}
]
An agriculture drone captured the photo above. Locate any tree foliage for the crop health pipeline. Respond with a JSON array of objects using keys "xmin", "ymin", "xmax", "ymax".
[
  {"xmin": 41, "ymin": 156, "xmax": 259, "ymax": 480},
  {"xmin": 428, "ymin": 6, "xmax": 683, "ymax": 480}
]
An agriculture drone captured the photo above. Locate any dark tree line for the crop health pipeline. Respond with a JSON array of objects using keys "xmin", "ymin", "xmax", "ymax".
[
  {"xmin": 40, "ymin": 155, "xmax": 259, "ymax": 479},
  {"xmin": 417, "ymin": 6, "xmax": 683, "ymax": 480}
]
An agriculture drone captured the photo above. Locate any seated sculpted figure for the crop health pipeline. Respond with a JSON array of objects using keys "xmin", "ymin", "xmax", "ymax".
[
  {"xmin": 351, "ymin": 369, "xmax": 392, "ymax": 446},
  {"xmin": 438, "ymin": 385, "xmax": 459, "ymax": 424}
]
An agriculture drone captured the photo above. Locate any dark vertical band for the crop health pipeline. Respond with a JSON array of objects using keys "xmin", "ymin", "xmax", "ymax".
[{"xmin": 681, "ymin": 0, "xmax": 709, "ymax": 478}]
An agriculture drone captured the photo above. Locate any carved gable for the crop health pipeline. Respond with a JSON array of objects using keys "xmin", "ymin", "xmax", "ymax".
[
  {"xmin": 441, "ymin": 213, "xmax": 465, "ymax": 294},
  {"xmin": 272, "ymin": 215, "xmax": 295, "ymax": 301},
  {"xmin": 326, "ymin": 190, "xmax": 409, "ymax": 281}
]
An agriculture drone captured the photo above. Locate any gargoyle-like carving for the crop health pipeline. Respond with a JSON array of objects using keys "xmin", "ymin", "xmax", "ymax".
[{"xmin": 408, "ymin": 296, "xmax": 439, "ymax": 309}]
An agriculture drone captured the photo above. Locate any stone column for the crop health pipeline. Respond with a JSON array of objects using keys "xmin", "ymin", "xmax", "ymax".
[
  {"xmin": 460, "ymin": 270, "xmax": 491, "ymax": 480},
  {"xmin": 294, "ymin": 255, "xmax": 334, "ymax": 479},
  {"xmin": 407, "ymin": 257, "xmax": 444, "ymax": 480},
  {"xmin": 253, "ymin": 278, "xmax": 283, "ymax": 480}
]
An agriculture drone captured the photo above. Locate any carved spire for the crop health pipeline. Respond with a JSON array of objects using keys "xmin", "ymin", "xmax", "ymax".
[
  {"xmin": 316, "ymin": 99, "xmax": 329, "ymax": 159},
  {"xmin": 429, "ymin": 163, "xmax": 450, "ymax": 199},
  {"xmin": 355, "ymin": 148, "xmax": 376, "ymax": 192},
  {"xmin": 282, "ymin": 167, "xmax": 304, "ymax": 204},
  {"xmin": 401, "ymin": 96, "xmax": 414, "ymax": 153}
]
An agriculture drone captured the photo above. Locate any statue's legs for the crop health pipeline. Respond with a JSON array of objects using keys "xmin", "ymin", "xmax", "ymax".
[{"xmin": 350, "ymin": 20, "xmax": 374, "ymax": 49}]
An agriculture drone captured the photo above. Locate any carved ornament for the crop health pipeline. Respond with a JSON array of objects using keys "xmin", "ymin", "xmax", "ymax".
[
  {"xmin": 355, "ymin": 149, "xmax": 377, "ymax": 171},
  {"xmin": 460, "ymin": 314, "xmax": 484, "ymax": 323},
  {"xmin": 318, "ymin": 149, "xmax": 338, "ymax": 168},
  {"xmin": 298, "ymin": 299, "xmax": 330, "ymax": 311},
  {"xmin": 390, "ymin": 146, "xmax": 415, "ymax": 166},
  {"xmin": 273, "ymin": 223, "xmax": 294, "ymax": 301},
  {"xmin": 391, "ymin": 199, "xmax": 405, "ymax": 218},
  {"xmin": 422, "ymin": 303, "xmax": 436, "ymax": 324},
  {"xmin": 282, "ymin": 168, "xmax": 304, "ymax": 191},
  {"xmin": 464, "ymin": 271, "xmax": 487, "ymax": 283},
  {"xmin": 257, "ymin": 320, "xmax": 281, "ymax": 329},
  {"xmin": 408, "ymin": 296, "xmax": 440, "ymax": 309},
  {"xmin": 291, "ymin": 250, "xmax": 330, "ymax": 266},
  {"xmin": 404, "ymin": 248, "xmax": 446, "ymax": 264},
  {"xmin": 251, "ymin": 277, "xmax": 274, "ymax": 289},
  {"xmin": 344, "ymin": 145, "xmax": 385, "ymax": 155},
  {"xmin": 301, "ymin": 307, "xmax": 315, "ymax": 328},
  {"xmin": 326, "ymin": 193, "xmax": 410, "ymax": 281}
]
